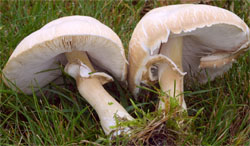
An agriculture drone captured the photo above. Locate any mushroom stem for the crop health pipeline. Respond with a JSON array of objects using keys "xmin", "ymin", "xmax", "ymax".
[
  {"xmin": 65, "ymin": 51, "xmax": 133, "ymax": 135},
  {"xmin": 76, "ymin": 76, "xmax": 133, "ymax": 135},
  {"xmin": 158, "ymin": 63, "xmax": 186, "ymax": 110},
  {"xmin": 65, "ymin": 51, "xmax": 95, "ymax": 71},
  {"xmin": 158, "ymin": 37, "xmax": 187, "ymax": 111}
]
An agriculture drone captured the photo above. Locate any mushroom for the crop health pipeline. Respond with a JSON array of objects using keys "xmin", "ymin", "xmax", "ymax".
[
  {"xmin": 128, "ymin": 4, "xmax": 249, "ymax": 111},
  {"xmin": 2, "ymin": 16, "xmax": 133, "ymax": 135}
]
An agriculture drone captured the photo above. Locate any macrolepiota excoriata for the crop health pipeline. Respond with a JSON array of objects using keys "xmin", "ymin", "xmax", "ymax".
[
  {"xmin": 2, "ymin": 16, "xmax": 133, "ymax": 135},
  {"xmin": 128, "ymin": 4, "xmax": 249, "ymax": 111}
]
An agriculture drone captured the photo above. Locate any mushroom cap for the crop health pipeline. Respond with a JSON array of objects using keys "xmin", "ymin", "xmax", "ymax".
[
  {"xmin": 3, "ymin": 16, "xmax": 127, "ymax": 94},
  {"xmin": 128, "ymin": 4, "xmax": 250, "ymax": 96}
]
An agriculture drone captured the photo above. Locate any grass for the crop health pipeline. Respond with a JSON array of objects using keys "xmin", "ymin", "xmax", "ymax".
[{"xmin": 0, "ymin": 0, "xmax": 249, "ymax": 145}]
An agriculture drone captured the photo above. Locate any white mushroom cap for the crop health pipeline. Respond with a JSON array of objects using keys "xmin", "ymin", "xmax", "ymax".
[
  {"xmin": 3, "ymin": 16, "xmax": 127, "ymax": 94},
  {"xmin": 128, "ymin": 4, "xmax": 249, "ymax": 96}
]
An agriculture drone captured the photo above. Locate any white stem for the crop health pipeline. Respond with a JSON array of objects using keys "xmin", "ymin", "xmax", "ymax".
[
  {"xmin": 65, "ymin": 51, "xmax": 133, "ymax": 135},
  {"xmin": 158, "ymin": 37, "xmax": 187, "ymax": 111},
  {"xmin": 158, "ymin": 63, "xmax": 186, "ymax": 110},
  {"xmin": 76, "ymin": 76, "xmax": 133, "ymax": 135}
]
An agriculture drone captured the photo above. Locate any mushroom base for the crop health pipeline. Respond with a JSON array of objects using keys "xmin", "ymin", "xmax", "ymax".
[
  {"xmin": 76, "ymin": 76, "xmax": 133, "ymax": 135},
  {"xmin": 158, "ymin": 63, "xmax": 187, "ymax": 111}
]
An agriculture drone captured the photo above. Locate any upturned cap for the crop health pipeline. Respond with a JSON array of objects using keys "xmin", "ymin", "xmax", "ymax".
[
  {"xmin": 128, "ymin": 4, "xmax": 249, "ymax": 96},
  {"xmin": 3, "ymin": 16, "xmax": 127, "ymax": 94}
]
